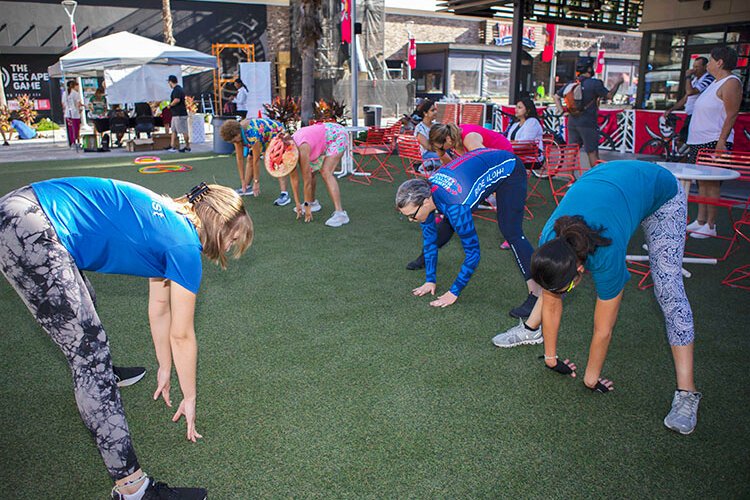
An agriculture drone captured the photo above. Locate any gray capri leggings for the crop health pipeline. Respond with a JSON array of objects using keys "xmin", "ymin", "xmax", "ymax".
[
  {"xmin": 0, "ymin": 186, "xmax": 139, "ymax": 480},
  {"xmin": 641, "ymin": 180, "xmax": 695, "ymax": 346}
]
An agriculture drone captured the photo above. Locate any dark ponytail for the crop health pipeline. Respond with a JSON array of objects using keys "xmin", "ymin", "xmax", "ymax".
[
  {"xmin": 554, "ymin": 215, "xmax": 611, "ymax": 262},
  {"xmin": 531, "ymin": 216, "xmax": 611, "ymax": 292},
  {"xmin": 235, "ymin": 78, "xmax": 248, "ymax": 92}
]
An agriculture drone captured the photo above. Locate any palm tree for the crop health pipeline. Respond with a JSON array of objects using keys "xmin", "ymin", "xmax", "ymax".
[
  {"xmin": 297, "ymin": 0, "xmax": 322, "ymax": 125},
  {"xmin": 162, "ymin": 0, "xmax": 176, "ymax": 45}
]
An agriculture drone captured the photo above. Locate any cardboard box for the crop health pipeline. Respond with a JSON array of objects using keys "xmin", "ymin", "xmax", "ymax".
[
  {"xmin": 152, "ymin": 133, "xmax": 171, "ymax": 150},
  {"xmin": 126, "ymin": 139, "xmax": 154, "ymax": 152}
]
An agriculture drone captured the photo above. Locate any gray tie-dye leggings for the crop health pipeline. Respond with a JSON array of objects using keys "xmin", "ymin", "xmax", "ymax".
[
  {"xmin": 642, "ymin": 180, "xmax": 695, "ymax": 346},
  {"xmin": 0, "ymin": 186, "xmax": 139, "ymax": 480}
]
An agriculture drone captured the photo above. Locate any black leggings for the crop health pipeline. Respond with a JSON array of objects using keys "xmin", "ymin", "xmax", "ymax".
[{"xmin": 412, "ymin": 162, "xmax": 534, "ymax": 280}]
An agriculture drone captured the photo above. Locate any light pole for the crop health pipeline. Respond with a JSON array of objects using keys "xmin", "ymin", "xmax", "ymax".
[
  {"xmin": 61, "ymin": 0, "xmax": 87, "ymax": 128},
  {"xmin": 350, "ymin": 0, "xmax": 358, "ymax": 126}
]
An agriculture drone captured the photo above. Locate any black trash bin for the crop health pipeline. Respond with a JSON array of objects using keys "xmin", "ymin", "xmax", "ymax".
[
  {"xmin": 212, "ymin": 115, "xmax": 238, "ymax": 154},
  {"xmin": 363, "ymin": 105, "xmax": 382, "ymax": 128}
]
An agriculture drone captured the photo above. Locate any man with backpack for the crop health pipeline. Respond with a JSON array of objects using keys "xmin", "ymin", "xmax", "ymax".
[{"xmin": 554, "ymin": 63, "xmax": 623, "ymax": 167}]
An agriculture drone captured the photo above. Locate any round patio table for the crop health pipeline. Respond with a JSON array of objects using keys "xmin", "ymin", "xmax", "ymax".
[
  {"xmin": 657, "ymin": 161, "xmax": 740, "ymax": 195},
  {"xmin": 653, "ymin": 161, "xmax": 741, "ymax": 266}
]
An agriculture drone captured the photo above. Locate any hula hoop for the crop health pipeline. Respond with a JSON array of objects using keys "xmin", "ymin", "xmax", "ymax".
[
  {"xmin": 138, "ymin": 164, "xmax": 193, "ymax": 174},
  {"xmin": 134, "ymin": 156, "xmax": 161, "ymax": 164}
]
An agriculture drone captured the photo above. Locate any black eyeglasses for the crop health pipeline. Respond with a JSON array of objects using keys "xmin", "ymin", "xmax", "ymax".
[{"xmin": 406, "ymin": 200, "xmax": 425, "ymax": 222}]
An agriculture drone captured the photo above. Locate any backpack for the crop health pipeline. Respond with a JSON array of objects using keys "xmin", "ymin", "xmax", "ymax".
[{"xmin": 562, "ymin": 81, "xmax": 597, "ymax": 117}]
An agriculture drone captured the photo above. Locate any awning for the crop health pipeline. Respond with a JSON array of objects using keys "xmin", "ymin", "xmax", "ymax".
[{"xmin": 48, "ymin": 31, "xmax": 216, "ymax": 78}]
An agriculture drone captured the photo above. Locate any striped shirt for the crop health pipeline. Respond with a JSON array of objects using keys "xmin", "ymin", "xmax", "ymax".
[{"xmin": 685, "ymin": 72, "xmax": 715, "ymax": 115}]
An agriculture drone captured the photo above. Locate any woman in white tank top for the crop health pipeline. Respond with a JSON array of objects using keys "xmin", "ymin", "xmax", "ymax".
[{"xmin": 684, "ymin": 47, "xmax": 742, "ymax": 239}]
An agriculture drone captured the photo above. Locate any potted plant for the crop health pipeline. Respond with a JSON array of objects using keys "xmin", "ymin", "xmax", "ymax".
[
  {"xmin": 263, "ymin": 96, "xmax": 301, "ymax": 133},
  {"xmin": 16, "ymin": 95, "xmax": 37, "ymax": 126},
  {"xmin": 313, "ymin": 98, "xmax": 347, "ymax": 125},
  {"xmin": 0, "ymin": 106, "xmax": 14, "ymax": 145}
]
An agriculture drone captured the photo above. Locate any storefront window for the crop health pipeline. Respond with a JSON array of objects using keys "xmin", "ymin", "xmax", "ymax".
[
  {"xmin": 643, "ymin": 33, "xmax": 685, "ymax": 109},
  {"xmin": 483, "ymin": 55, "xmax": 510, "ymax": 98},
  {"xmin": 640, "ymin": 25, "xmax": 750, "ymax": 111},
  {"xmin": 448, "ymin": 55, "xmax": 481, "ymax": 98},
  {"xmin": 605, "ymin": 63, "xmax": 638, "ymax": 105},
  {"xmin": 415, "ymin": 71, "xmax": 443, "ymax": 93},
  {"xmin": 687, "ymin": 31, "xmax": 724, "ymax": 46}
]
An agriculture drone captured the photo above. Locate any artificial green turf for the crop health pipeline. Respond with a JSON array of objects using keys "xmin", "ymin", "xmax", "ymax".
[{"xmin": 0, "ymin": 153, "xmax": 748, "ymax": 499}]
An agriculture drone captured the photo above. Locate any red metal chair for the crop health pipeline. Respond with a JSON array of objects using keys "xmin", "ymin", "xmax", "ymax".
[
  {"xmin": 436, "ymin": 103, "xmax": 460, "ymax": 124},
  {"xmin": 686, "ymin": 149, "xmax": 750, "ymax": 261},
  {"xmin": 545, "ymin": 143, "xmax": 582, "ymax": 205},
  {"xmin": 396, "ymin": 134, "xmax": 426, "ymax": 177},
  {"xmin": 511, "ymin": 139, "xmax": 545, "ymax": 203},
  {"xmin": 459, "ymin": 103, "xmax": 485, "ymax": 125},
  {"xmin": 350, "ymin": 126, "xmax": 392, "ymax": 184},
  {"xmin": 721, "ymin": 214, "xmax": 750, "ymax": 290}
]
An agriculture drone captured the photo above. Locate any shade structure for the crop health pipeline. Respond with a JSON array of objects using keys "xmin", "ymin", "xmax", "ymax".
[{"xmin": 48, "ymin": 31, "xmax": 217, "ymax": 78}]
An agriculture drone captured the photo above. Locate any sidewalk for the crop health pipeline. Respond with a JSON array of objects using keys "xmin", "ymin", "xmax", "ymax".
[{"xmin": 0, "ymin": 128, "xmax": 217, "ymax": 164}]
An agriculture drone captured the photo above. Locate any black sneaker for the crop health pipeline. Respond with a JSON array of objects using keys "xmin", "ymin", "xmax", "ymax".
[
  {"xmin": 509, "ymin": 293, "xmax": 538, "ymax": 319},
  {"xmin": 112, "ymin": 479, "xmax": 207, "ymax": 500},
  {"xmin": 113, "ymin": 366, "xmax": 146, "ymax": 387},
  {"xmin": 179, "ymin": 147, "xmax": 191, "ymax": 153},
  {"xmin": 406, "ymin": 256, "xmax": 425, "ymax": 270}
]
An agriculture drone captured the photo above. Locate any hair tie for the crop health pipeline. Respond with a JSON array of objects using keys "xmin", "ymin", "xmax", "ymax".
[{"xmin": 187, "ymin": 182, "xmax": 210, "ymax": 203}]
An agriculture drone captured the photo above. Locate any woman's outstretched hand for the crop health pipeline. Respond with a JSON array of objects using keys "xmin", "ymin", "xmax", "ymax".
[
  {"xmin": 430, "ymin": 291, "xmax": 458, "ymax": 308},
  {"xmin": 412, "ymin": 282, "xmax": 436, "ymax": 297},
  {"xmin": 153, "ymin": 366, "xmax": 172, "ymax": 407},
  {"xmin": 585, "ymin": 378, "xmax": 614, "ymax": 393},
  {"xmin": 172, "ymin": 397, "xmax": 203, "ymax": 442},
  {"xmin": 542, "ymin": 356, "xmax": 577, "ymax": 378}
]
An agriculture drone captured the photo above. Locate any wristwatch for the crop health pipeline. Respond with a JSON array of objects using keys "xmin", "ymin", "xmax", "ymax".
[{"xmin": 303, "ymin": 201, "xmax": 311, "ymax": 207}]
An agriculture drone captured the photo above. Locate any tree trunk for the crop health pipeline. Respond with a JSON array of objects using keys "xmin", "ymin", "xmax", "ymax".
[
  {"xmin": 300, "ymin": 44, "xmax": 314, "ymax": 126},
  {"xmin": 162, "ymin": 0, "xmax": 176, "ymax": 45}
]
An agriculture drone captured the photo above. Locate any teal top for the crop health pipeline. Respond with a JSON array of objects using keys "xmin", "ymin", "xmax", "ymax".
[{"xmin": 540, "ymin": 161, "xmax": 678, "ymax": 300}]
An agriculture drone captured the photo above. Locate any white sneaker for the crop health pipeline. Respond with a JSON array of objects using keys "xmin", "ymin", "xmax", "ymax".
[
  {"xmin": 664, "ymin": 390, "xmax": 702, "ymax": 435},
  {"xmin": 492, "ymin": 320, "xmax": 543, "ymax": 347},
  {"xmin": 273, "ymin": 192, "xmax": 291, "ymax": 206},
  {"xmin": 167, "ymin": 147, "xmax": 178, "ymax": 153},
  {"xmin": 686, "ymin": 220, "xmax": 704, "ymax": 232},
  {"xmin": 325, "ymin": 210, "xmax": 350, "ymax": 227},
  {"xmin": 689, "ymin": 224, "xmax": 717, "ymax": 239},
  {"xmin": 292, "ymin": 199, "xmax": 322, "ymax": 214}
]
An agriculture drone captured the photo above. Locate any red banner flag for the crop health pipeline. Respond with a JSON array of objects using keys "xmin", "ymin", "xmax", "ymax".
[
  {"xmin": 341, "ymin": 0, "xmax": 351, "ymax": 44},
  {"xmin": 408, "ymin": 37, "xmax": 417, "ymax": 70},
  {"xmin": 542, "ymin": 24, "xmax": 555, "ymax": 63},
  {"xmin": 595, "ymin": 49, "xmax": 606, "ymax": 75}
]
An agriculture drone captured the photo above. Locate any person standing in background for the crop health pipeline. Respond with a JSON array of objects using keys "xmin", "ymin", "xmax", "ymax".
[
  {"xmin": 685, "ymin": 46, "xmax": 742, "ymax": 240},
  {"xmin": 664, "ymin": 56, "xmax": 714, "ymax": 147},
  {"xmin": 167, "ymin": 75, "xmax": 190, "ymax": 153},
  {"xmin": 554, "ymin": 64, "xmax": 623, "ymax": 167},
  {"xmin": 63, "ymin": 80, "xmax": 84, "ymax": 148},
  {"xmin": 233, "ymin": 78, "xmax": 249, "ymax": 119}
]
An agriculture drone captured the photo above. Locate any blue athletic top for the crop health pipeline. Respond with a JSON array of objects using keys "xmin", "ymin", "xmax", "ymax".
[
  {"xmin": 421, "ymin": 148, "xmax": 520, "ymax": 295},
  {"xmin": 32, "ymin": 177, "xmax": 203, "ymax": 294},
  {"xmin": 540, "ymin": 161, "xmax": 678, "ymax": 300}
]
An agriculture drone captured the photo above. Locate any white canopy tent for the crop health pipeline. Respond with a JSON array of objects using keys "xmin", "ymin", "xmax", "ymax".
[{"xmin": 48, "ymin": 32, "xmax": 217, "ymax": 78}]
